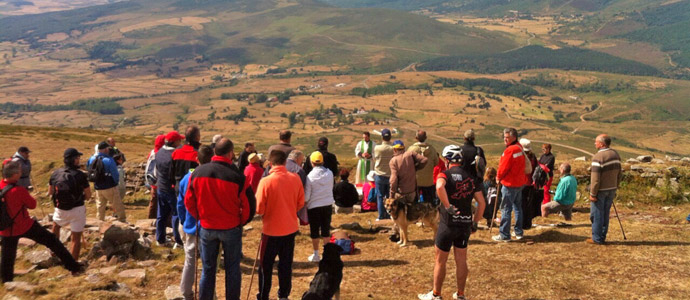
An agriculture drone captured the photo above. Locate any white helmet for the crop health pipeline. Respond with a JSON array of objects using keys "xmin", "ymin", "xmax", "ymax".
[{"xmin": 442, "ymin": 145, "xmax": 463, "ymax": 163}]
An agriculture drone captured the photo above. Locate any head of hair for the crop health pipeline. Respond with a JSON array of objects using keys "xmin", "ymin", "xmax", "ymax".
[
  {"xmin": 211, "ymin": 134, "xmax": 223, "ymax": 144},
  {"xmin": 560, "ymin": 163, "xmax": 571, "ymax": 174},
  {"xmin": 416, "ymin": 130, "xmax": 427, "ymax": 143},
  {"xmin": 382, "ymin": 134, "xmax": 391, "ymax": 142},
  {"xmin": 317, "ymin": 137, "xmax": 328, "ymax": 151},
  {"xmin": 198, "ymin": 145, "xmax": 214, "ymax": 164},
  {"xmin": 339, "ymin": 168, "xmax": 350, "ymax": 181},
  {"xmin": 106, "ymin": 137, "xmax": 115, "ymax": 145},
  {"xmin": 363, "ymin": 131, "xmax": 370, "ymax": 137},
  {"xmin": 2, "ymin": 161, "xmax": 21, "ymax": 179},
  {"xmin": 244, "ymin": 142, "xmax": 254, "ymax": 149},
  {"xmin": 596, "ymin": 134, "xmax": 611, "ymax": 147},
  {"xmin": 185, "ymin": 125, "xmax": 200, "ymax": 143},
  {"xmin": 503, "ymin": 128, "xmax": 518, "ymax": 138},
  {"xmin": 484, "ymin": 167, "xmax": 497, "ymax": 181},
  {"xmin": 214, "ymin": 138, "xmax": 234, "ymax": 156},
  {"xmin": 279, "ymin": 130, "xmax": 292, "ymax": 142},
  {"xmin": 64, "ymin": 157, "xmax": 79, "ymax": 169},
  {"xmin": 288, "ymin": 150, "xmax": 303, "ymax": 161},
  {"xmin": 269, "ymin": 150, "xmax": 287, "ymax": 166},
  {"xmin": 542, "ymin": 143, "xmax": 552, "ymax": 151}
]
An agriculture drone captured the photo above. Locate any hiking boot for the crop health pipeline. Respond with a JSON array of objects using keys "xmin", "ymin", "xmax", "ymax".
[
  {"xmin": 492, "ymin": 235, "xmax": 511, "ymax": 242},
  {"xmin": 511, "ymin": 232, "xmax": 523, "ymax": 240},
  {"xmin": 418, "ymin": 291, "xmax": 442, "ymax": 300},
  {"xmin": 308, "ymin": 254, "xmax": 320, "ymax": 262},
  {"xmin": 389, "ymin": 234, "xmax": 400, "ymax": 243},
  {"xmin": 586, "ymin": 238, "xmax": 604, "ymax": 245},
  {"xmin": 452, "ymin": 292, "xmax": 467, "ymax": 300}
]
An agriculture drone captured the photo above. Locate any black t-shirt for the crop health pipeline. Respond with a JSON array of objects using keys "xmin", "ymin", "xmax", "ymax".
[
  {"xmin": 49, "ymin": 167, "xmax": 90, "ymax": 209},
  {"xmin": 438, "ymin": 166, "xmax": 481, "ymax": 226}
]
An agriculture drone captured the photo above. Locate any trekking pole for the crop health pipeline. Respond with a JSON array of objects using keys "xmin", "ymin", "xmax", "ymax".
[
  {"xmin": 611, "ymin": 199, "xmax": 627, "ymax": 240},
  {"xmin": 193, "ymin": 224, "xmax": 199, "ymax": 300},
  {"xmin": 246, "ymin": 235, "xmax": 263, "ymax": 300},
  {"xmin": 30, "ymin": 175, "xmax": 47, "ymax": 218},
  {"xmin": 488, "ymin": 183, "xmax": 502, "ymax": 236}
]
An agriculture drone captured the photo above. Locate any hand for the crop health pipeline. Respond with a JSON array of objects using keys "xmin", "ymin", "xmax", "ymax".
[{"xmin": 589, "ymin": 195, "xmax": 597, "ymax": 202}]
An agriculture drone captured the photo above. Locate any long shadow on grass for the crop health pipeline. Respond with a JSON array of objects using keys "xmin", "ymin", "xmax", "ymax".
[
  {"xmin": 606, "ymin": 240, "xmax": 690, "ymax": 246},
  {"xmin": 529, "ymin": 230, "xmax": 589, "ymax": 243}
]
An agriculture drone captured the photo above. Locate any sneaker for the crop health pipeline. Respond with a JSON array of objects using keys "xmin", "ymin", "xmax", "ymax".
[
  {"xmin": 492, "ymin": 235, "xmax": 511, "ymax": 242},
  {"xmin": 452, "ymin": 292, "xmax": 466, "ymax": 300},
  {"xmin": 172, "ymin": 243, "xmax": 182, "ymax": 250},
  {"xmin": 511, "ymin": 232, "xmax": 523, "ymax": 240},
  {"xmin": 375, "ymin": 218, "xmax": 381, "ymax": 221},
  {"xmin": 308, "ymin": 254, "xmax": 320, "ymax": 262},
  {"xmin": 418, "ymin": 291, "xmax": 442, "ymax": 300},
  {"xmin": 586, "ymin": 238, "xmax": 604, "ymax": 245}
]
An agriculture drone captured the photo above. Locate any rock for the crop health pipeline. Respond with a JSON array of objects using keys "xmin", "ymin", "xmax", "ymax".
[
  {"xmin": 665, "ymin": 155, "xmax": 680, "ymax": 162},
  {"xmin": 118, "ymin": 269, "xmax": 146, "ymax": 283},
  {"xmin": 86, "ymin": 274, "xmax": 100, "ymax": 284},
  {"xmin": 165, "ymin": 285, "xmax": 184, "ymax": 300},
  {"xmin": 655, "ymin": 178, "xmax": 680, "ymax": 193},
  {"xmin": 137, "ymin": 236, "xmax": 152, "ymax": 248},
  {"xmin": 648, "ymin": 188, "xmax": 661, "ymax": 198},
  {"xmin": 625, "ymin": 201, "xmax": 635, "ymax": 208},
  {"xmin": 134, "ymin": 219, "xmax": 156, "ymax": 232},
  {"xmin": 681, "ymin": 157, "xmax": 690, "ymax": 165},
  {"xmin": 666, "ymin": 166, "xmax": 679, "ymax": 176},
  {"xmin": 626, "ymin": 158, "xmax": 641, "ymax": 164},
  {"xmin": 98, "ymin": 266, "xmax": 118, "ymax": 275},
  {"xmin": 637, "ymin": 155, "xmax": 653, "ymax": 163},
  {"xmin": 4, "ymin": 281, "xmax": 37, "ymax": 292},
  {"xmin": 340, "ymin": 222, "xmax": 362, "ymax": 230},
  {"xmin": 116, "ymin": 282, "xmax": 131, "ymax": 293},
  {"xmin": 353, "ymin": 204, "xmax": 362, "ymax": 213},
  {"xmin": 25, "ymin": 249, "xmax": 57, "ymax": 269},
  {"xmin": 126, "ymin": 191, "xmax": 133, "ymax": 196},
  {"xmin": 136, "ymin": 260, "xmax": 157, "ymax": 267},
  {"xmin": 574, "ymin": 156, "xmax": 586, "ymax": 161},
  {"xmin": 101, "ymin": 221, "xmax": 140, "ymax": 244},
  {"xmin": 2, "ymin": 294, "xmax": 21, "ymax": 300},
  {"xmin": 18, "ymin": 238, "xmax": 36, "ymax": 247},
  {"xmin": 59, "ymin": 227, "xmax": 72, "ymax": 244},
  {"xmin": 641, "ymin": 173, "xmax": 660, "ymax": 178},
  {"xmin": 85, "ymin": 218, "xmax": 105, "ymax": 228},
  {"xmin": 630, "ymin": 165, "xmax": 644, "ymax": 172},
  {"xmin": 40, "ymin": 214, "xmax": 53, "ymax": 226},
  {"xmin": 131, "ymin": 240, "xmax": 153, "ymax": 260},
  {"xmin": 661, "ymin": 206, "xmax": 672, "ymax": 212},
  {"xmin": 13, "ymin": 265, "xmax": 36, "ymax": 276},
  {"xmin": 651, "ymin": 158, "xmax": 665, "ymax": 164},
  {"xmin": 108, "ymin": 256, "xmax": 121, "ymax": 266}
]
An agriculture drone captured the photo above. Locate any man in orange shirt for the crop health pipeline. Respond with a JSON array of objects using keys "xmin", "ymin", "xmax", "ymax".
[{"xmin": 255, "ymin": 150, "xmax": 305, "ymax": 300}]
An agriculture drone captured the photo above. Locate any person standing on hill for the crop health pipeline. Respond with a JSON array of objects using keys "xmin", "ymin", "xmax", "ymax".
[
  {"xmin": 407, "ymin": 130, "xmax": 439, "ymax": 204},
  {"xmin": 267, "ymin": 130, "xmax": 295, "ymax": 157},
  {"xmin": 519, "ymin": 138, "xmax": 540, "ymax": 230},
  {"xmin": 145, "ymin": 134, "xmax": 165, "ymax": 219},
  {"xmin": 171, "ymin": 126, "xmax": 201, "ymax": 247},
  {"xmin": 492, "ymin": 128, "xmax": 527, "ymax": 242},
  {"xmin": 237, "ymin": 142, "xmax": 256, "ymax": 173},
  {"xmin": 355, "ymin": 131, "xmax": 376, "ymax": 185},
  {"xmin": 390, "ymin": 140, "xmax": 428, "ymax": 204},
  {"xmin": 49, "ymin": 148, "xmax": 91, "ymax": 260},
  {"xmin": 184, "ymin": 138, "xmax": 256, "ymax": 300},
  {"xmin": 244, "ymin": 153, "xmax": 264, "ymax": 194},
  {"xmin": 1, "ymin": 161, "xmax": 83, "ymax": 282},
  {"xmin": 177, "ymin": 145, "xmax": 213, "ymax": 300},
  {"xmin": 106, "ymin": 137, "xmax": 125, "ymax": 163},
  {"xmin": 88, "ymin": 141, "xmax": 125, "ymax": 222},
  {"xmin": 373, "ymin": 129, "xmax": 394, "ymax": 220},
  {"xmin": 155, "ymin": 131, "xmax": 183, "ymax": 246},
  {"xmin": 11, "ymin": 146, "xmax": 32, "ymax": 190},
  {"xmin": 304, "ymin": 137, "xmax": 339, "ymax": 177},
  {"xmin": 459, "ymin": 130, "xmax": 486, "ymax": 191},
  {"xmin": 255, "ymin": 150, "xmax": 304, "ymax": 300},
  {"xmin": 539, "ymin": 143, "xmax": 556, "ymax": 204},
  {"xmin": 304, "ymin": 151, "xmax": 335, "ymax": 262},
  {"xmin": 588, "ymin": 134, "xmax": 622, "ymax": 245}
]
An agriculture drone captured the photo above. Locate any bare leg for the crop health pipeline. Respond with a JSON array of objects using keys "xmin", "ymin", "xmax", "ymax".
[
  {"xmin": 311, "ymin": 238, "xmax": 320, "ymax": 251},
  {"xmin": 322, "ymin": 237, "xmax": 329, "ymax": 245},
  {"xmin": 541, "ymin": 204, "xmax": 549, "ymax": 218},
  {"xmin": 52, "ymin": 223, "xmax": 61, "ymax": 240},
  {"xmin": 70, "ymin": 232, "xmax": 83, "ymax": 261},
  {"xmin": 454, "ymin": 247, "xmax": 468, "ymax": 296},
  {"xmin": 433, "ymin": 246, "xmax": 450, "ymax": 295}
]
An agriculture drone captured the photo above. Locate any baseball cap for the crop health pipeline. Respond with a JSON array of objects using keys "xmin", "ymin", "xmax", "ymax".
[
  {"xmin": 97, "ymin": 141, "xmax": 110, "ymax": 150},
  {"xmin": 17, "ymin": 146, "xmax": 31, "ymax": 153},
  {"xmin": 519, "ymin": 138, "xmax": 532, "ymax": 152},
  {"xmin": 310, "ymin": 151, "xmax": 324, "ymax": 164},
  {"xmin": 464, "ymin": 129, "xmax": 475, "ymax": 140},
  {"xmin": 165, "ymin": 131, "xmax": 184, "ymax": 142},
  {"xmin": 63, "ymin": 148, "xmax": 83, "ymax": 159},
  {"xmin": 248, "ymin": 153, "xmax": 259, "ymax": 163},
  {"xmin": 381, "ymin": 128, "xmax": 391, "ymax": 138},
  {"xmin": 392, "ymin": 140, "xmax": 405, "ymax": 149}
]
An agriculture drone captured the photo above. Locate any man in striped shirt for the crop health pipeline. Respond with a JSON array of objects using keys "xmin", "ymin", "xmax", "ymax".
[{"xmin": 588, "ymin": 134, "xmax": 622, "ymax": 245}]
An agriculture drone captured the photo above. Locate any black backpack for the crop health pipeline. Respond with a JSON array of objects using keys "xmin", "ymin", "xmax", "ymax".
[
  {"xmin": 87, "ymin": 156, "xmax": 105, "ymax": 183},
  {"xmin": 0, "ymin": 184, "xmax": 18, "ymax": 231},
  {"xmin": 532, "ymin": 164, "xmax": 549, "ymax": 188},
  {"xmin": 53, "ymin": 168, "xmax": 80, "ymax": 210}
]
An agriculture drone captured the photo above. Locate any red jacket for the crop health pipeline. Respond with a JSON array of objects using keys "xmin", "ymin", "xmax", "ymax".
[
  {"xmin": 433, "ymin": 157, "xmax": 447, "ymax": 185},
  {"xmin": 172, "ymin": 144, "xmax": 199, "ymax": 188},
  {"xmin": 0, "ymin": 179, "xmax": 36, "ymax": 237},
  {"xmin": 184, "ymin": 156, "xmax": 256, "ymax": 230},
  {"xmin": 497, "ymin": 142, "xmax": 527, "ymax": 188},
  {"xmin": 243, "ymin": 162, "xmax": 264, "ymax": 194}
]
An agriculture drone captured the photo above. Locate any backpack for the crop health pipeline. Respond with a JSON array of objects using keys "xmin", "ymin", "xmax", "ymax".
[
  {"xmin": 486, "ymin": 185, "xmax": 498, "ymax": 205},
  {"xmin": 0, "ymin": 184, "xmax": 18, "ymax": 231},
  {"xmin": 532, "ymin": 164, "xmax": 550, "ymax": 188},
  {"xmin": 87, "ymin": 156, "xmax": 105, "ymax": 183},
  {"xmin": 53, "ymin": 168, "xmax": 80, "ymax": 210},
  {"xmin": 520, "ymin": 148, "xmax": 533, "ymax": 175},
  {"xmin": 475, "ymin": 147, "xmax": 487, "ymax": 180}
]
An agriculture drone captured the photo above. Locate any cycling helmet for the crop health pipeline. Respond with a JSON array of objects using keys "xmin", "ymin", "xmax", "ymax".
[{"xmin": 442, "ymin": 144, "xmax": 463, "ymax": 162}]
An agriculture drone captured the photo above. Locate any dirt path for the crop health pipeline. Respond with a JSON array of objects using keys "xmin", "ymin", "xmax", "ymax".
[
  {"xmin": 361, "ymin": 62, "xmax": 418, "ymax": 88},
  {"xmin": 314, "ymin": 34, "xmax": 447, "ymax": 56},
  {"xmin": 572, "ymin": 101, "xmax": 602, "ymax": 134}
]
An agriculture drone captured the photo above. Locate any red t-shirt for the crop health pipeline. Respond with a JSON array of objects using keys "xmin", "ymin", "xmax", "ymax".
[{"xmin": 0, "ymin": 179, "xmax": 36, "ymax": 237}]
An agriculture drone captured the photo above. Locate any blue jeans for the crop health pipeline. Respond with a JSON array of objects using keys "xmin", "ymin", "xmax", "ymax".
[
  {"xmin": 590, "ymin": 190, "xmax": 615, "ymax": 243},
  {"xmin": 199, "ymin": 226, "xmax": 242, "ymax": 300},
  {"xmin": 375, "ymin": 175, "xmax": 390, "ymax": 219},
  {"xmin": 156, "ymin": 189, "xmax": 182, "ymax": 244},
  {"xmin": 499, "ymin": 185, "xmax": 524, "ymax": 239}
]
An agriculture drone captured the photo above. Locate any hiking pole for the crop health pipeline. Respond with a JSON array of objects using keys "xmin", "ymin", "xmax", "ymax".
[
  {"xmin": 488, "ymin": 183, "xmax": 502, "ymax": 236},
  {"xmin": 246, "ymin": 235, "xmax": 263, "ymax": 300},
  {"xmin": 611, "ymin": 200, "xmax": 627, "ymax": 240}
]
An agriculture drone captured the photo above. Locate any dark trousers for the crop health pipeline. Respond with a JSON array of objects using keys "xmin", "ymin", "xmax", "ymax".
[
  {"xmin": 1, "ymin": 222, "xmax": 80, "ymax": 282},
  {"xmin": 257, "ymin": 232, "xmax": 296, "ymax": 300},
  {"xmin": 157, "ymin": 189, "xmax": 182, "ymax": 244},
  {"xmin": 418, "ymin": 185, "xmax": 436, "ymax": 205}
]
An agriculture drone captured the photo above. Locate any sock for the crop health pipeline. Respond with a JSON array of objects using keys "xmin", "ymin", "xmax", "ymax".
[
  {"xmin": 433, "ymin": 290, "xmax": 440, "ymax": 297},
  {"xmin": 313, "ymin": 250, "xmax": 319, "ymax": 256},
  {"xmin": 457, "ymin": 291, "xmax": 464, "ymax": 297}
]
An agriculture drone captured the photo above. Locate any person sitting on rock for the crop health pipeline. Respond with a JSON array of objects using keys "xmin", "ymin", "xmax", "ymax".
[{"xmin": 1, "ymin": 161, "xmax": 83, "ymax": 282}]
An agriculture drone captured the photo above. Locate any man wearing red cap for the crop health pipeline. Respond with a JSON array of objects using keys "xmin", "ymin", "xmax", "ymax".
[{"xmin": 155, "ymin": 131, "xmax": 184, "ymax": 246}]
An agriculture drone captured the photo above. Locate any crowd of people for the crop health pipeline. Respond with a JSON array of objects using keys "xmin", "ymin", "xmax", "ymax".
[{"xmin": 0, "ymin": 126, "xmax": 626, "ymax": 300}]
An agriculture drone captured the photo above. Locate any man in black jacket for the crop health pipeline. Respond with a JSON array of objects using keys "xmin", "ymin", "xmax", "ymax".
[
  {"xmin": 460, "ymin": 130, "xmax": 486, "ymax": 188},
  {"xmin": 304, "ymin": 137, "xmax": 339, "ymax": 177},
  {"xmin": 237, "ymin": 142, "xmax": 256, "ymax": 173}
]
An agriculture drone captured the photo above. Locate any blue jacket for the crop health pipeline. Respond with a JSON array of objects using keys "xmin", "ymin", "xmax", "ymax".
[
  {"xmin": 177, "ymin": 171, "xmax": 198, "ymax": 235},
  {"xmin": 87, "ymin": 152, "xmax": 119, "ymax": 190}
]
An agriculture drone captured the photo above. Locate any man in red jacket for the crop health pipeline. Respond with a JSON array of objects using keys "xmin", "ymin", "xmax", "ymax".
[
  {"xmin": 171, "ymin": 126, "xmax": 200, "ymax": 247},
  {"xmin": 493, "ymin": 128, "xmax": 527, "ymax": 242},
  {"xmin": 184, "ymin": 138, "xmax": 256, "ymax": 300}
]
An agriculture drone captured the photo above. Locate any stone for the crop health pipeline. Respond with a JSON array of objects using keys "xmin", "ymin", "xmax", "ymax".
[
  {"xmin": 641, "ymin": 173, "xmax": 660, "ymax": 178},
  {"xmin": 574, "ymin": 156, "xmax": 586, "ymax": 161},
  {"xmin": 136, "ymin": 260, "xmax": 157, "ymax": 267},
  {"xmin": 630, "ymin": 165, "xmax": 644, "ymax": 171},
  {"xmin": 340, "ymin": 222, "xmax": 362, "ymax": 230},
  {"xmin": 59, "ymin": 227, "xmax": 72, "ymax": 244},
  {"xmin": 118, "ymin": 269, "xmax": 146, "ymax": 283},
  {"xmin": 101, "ymin": 221, "xmax": 140, "ymax": 245},
  {"xmin": 651, "ymin": 158, "xmax": 665, "ymax": 164},
  {"xmin": 661, "ymin": 206, "xmax": 673, "ymax": 212},
  {"xmin": 108, "ymin": 256, "xmax": 121, "ymax": 266},
  {"xmin": 116, "ymin": 282, "xmax": 131, "ymax": 293},
  {"xmin": 2, "ymin": 294, "xmax": 21, "ymax": 300},
  {"xmin": 655, "ymin": 178, "xmax": 680, "ymax": 193},
  {"xmin": 126, "ymin": 191, "xmax": 134, "ymax": 196},
  {"xmin": 4, "ymin": 281, "xmax": 37, "ymax": 292},
  {"xmin": 134, "ymin": 219, "xmax": 156, "ymax": 232},
  {"xmin": 137, "ymin": 236, "xmax": 152, "ymax": 248},
  {"xmin": 626, "ymin": 158, "xmax": 641, "ymax": 164},
  {"xmin": 637, "ymin": 155, "xmax": 653, "ymax": 163},
  {"xmin": 665, "ymin": 155, "xmax": 680, "ymax": 162},
  {"xmin": 86, "ymin": 274, "xmax": 101, "ymax": 284},
  {"xmin": 18, "ymin": 238, "xmax": 36, "ymax": 247},
  {"xmin": 666, "ymin": 166, "xmax": 679, "ymax": 176},
  {"xmin": 131, "ymin": 240, "xmax": 153, "ymax": 260},
  {"xmin": 25, "ymin": 249, "xmax": 57, "ymax": 269},
  {"xmin": 98, "ymin": 266, "xmax": 118, "ymax": 275},
  {"xmin": 13, "ymin": 265, "xmax": 36, "ymax": 276},
  {"xmin": 165, "ymin": 285, "xmax": 184, "ymax": 300},
  {"xmin": 648, "ymin": 188, "xmax": 661, "ymax": 198},
  {"xmin": 85, "ymin": 218, "xmax": 104, "ymax": 228}
]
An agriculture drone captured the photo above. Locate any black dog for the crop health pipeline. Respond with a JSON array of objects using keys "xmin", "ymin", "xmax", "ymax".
[{"xmin": 301, "ymin": 243, "xmax": 343, "ymax": 300}]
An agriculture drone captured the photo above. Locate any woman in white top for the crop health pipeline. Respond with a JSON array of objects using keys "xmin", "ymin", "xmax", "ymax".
[{"xmin": 304, "ymin": 151, "xmax": 334, "ymax": 262}]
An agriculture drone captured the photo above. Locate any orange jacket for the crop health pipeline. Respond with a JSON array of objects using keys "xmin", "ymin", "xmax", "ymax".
[
  {"xmin": 497, "ymin": 142, "xmax": 527, "ymax": 188},
  {"xmin": 256, "ymin": 165, "xmax": 304, "ymax": 237}
]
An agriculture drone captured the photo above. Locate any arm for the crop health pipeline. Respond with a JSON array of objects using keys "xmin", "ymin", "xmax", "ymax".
[
  {"xmin": 413, "ymin": 153, "xmax": 428, "ymax": 171},
  {"xmin": 184, "ymin": 177, "xmax": 198, "ymax": 219},
  {"xmin": 355, "ymin": 142, "xmax": 362, "ymax": 158},
  {"xmin": 436, "ymin": 177, "xmax": 449, "ymax": 209},
  {"xmin": 177, "ymin": 183, "xmax": 187, "ymax": 225},
  {"xmin": 19, "ymin": 189, "xmax": 37, "ymax": 210},
  {"xmin": 108, "ymin": 158, "xmax": 119, "ymax": 183},
  {"xmin": 590, "ymin": 154, "xmax": 602, "ymax": 198},
  {"xmin": 473, "ymin": 191, "xmax": 486, "ymax": 226},
  {"xmin": 240, "ymin": 180, "xmax": 255, "ymax": 225},
  {"xmin": 304, "ymin": 177, "xmax": 313, "ymax": 206},
  {"xmin": 496, "ymin": 151, "xmax": 510, "ymax": 182},
  {"xmin": 84, "ymin": 187, "xmax": 92, "ymax": 201},
  {"xmin": 255, "ymin": 180, "xmax": 267, "ymax": 216}
]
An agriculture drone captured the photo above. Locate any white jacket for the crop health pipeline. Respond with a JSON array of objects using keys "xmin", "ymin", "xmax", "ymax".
[{"xmin": 305, "ymin": 166, "xmax": 335, "ymax": 209}]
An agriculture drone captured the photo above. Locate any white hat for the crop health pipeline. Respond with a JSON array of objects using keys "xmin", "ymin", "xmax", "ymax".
[
  {"xmin": 519, "ymin": 138, "xmax": 532, "ymax": 152},
  {"xmin": 366, "ymin": 170, "xmax": 376, "ymax": 182}
]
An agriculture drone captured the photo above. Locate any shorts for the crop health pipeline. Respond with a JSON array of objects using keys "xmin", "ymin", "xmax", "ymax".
[
  {"xmin": 307, "ymin": 205, "xmax": 332, "ymax": 239},
  {"xmin": 53, "ymin": 205, "xmax": 87, "ymax": 233},
  {"xmin": 543, "ymin": 201, "xmax": 573, "ymax": 220},
  {"xmin": 435, "ymin": 222, "xmax": 471, "ymax": 252}
]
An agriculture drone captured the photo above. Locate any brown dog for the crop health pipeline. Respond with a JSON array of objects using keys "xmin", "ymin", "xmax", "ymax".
[{"xmin": 384, "ymin": 196, "xmax": 439, "ymax": 247}]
